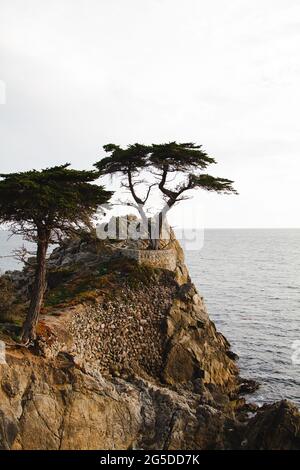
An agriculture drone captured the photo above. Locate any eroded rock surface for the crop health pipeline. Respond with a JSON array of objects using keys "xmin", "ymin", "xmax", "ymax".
[
  {"xmin": 244, "ymin": 400, "xmax": 300, "ymax": 450},
  {"xmin": 1, "ymin": 231, "xmax": 299, "ymax": 450},
  {"xmin": 0, "ymin": 349, "xmax": 238, "ymax": 450}
]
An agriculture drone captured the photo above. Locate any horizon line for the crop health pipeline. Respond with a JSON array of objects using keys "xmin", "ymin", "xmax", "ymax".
[{"xmin": 174, "ymin": 227, "xmax": 300, "ymax": 230}]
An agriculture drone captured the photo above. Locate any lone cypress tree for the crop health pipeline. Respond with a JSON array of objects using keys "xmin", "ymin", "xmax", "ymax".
[
  {"xmin": 96, "ymin": 144, "xmax": 152, "ymax": 224},
  {"xmin": 95, "ymin": 142, "xmax": 237, "ymax": 248},
  {"xmin": 150, "ymin": 142, "xmax": 237, "ymax": 206},
  {"xmin": 0, "ymin": 164, "xmax": 113, "ymax": 343}
]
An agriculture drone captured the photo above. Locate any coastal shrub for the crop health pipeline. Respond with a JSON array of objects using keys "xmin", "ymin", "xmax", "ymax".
[
  {"xmin": 0, "ymin": 276, "xmax": 25, "ymax": 325},
  {"xmin": 44, "ymin": 271, "xmax": 116, "ymax": 309},
  {"xmin": 47, "ymin": 265, "xmax": 78, "ymax": 289},
  {"xmin": 0, "ymin": 276, "xmax": 14, "ymax": 314},
  {"xmin": 43, "ymin": 256, "xmax": 173, "ymax": 311},
  {"xmin": 96, "ymin": 257, "xmax": 159, "ymax": 284},
  {"xmin": 0, "ymin": 165, "xmax": 112, "ymax": 342}
]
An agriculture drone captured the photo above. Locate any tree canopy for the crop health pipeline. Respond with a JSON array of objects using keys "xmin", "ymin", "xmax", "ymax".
[
  {"xmin": 95, "ymin": 142, "xmax": 237, "ymax": 247},
  {"xmin": 0, "ymin": 164, "xmax": 113, "ymax": 342},
  {"xmin": 0, "ymin": 164, "xmax": 112, "ymax": 240},
  {"xmin": 96, "ymin": 143, "xmax": 152, "ymax": 206},
  {"xmin": 149, "ymin": 142, "xmax": 237, "ymax": 209}
]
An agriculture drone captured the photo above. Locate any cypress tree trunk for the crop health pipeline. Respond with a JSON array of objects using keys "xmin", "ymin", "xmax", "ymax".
[
  {"xmin": 21, "ymin": 231, "xmax": 48, "ymax": 344},
  {"xmin": 148, "ymin": 212, "xmax": 166, "ymax": 250}
]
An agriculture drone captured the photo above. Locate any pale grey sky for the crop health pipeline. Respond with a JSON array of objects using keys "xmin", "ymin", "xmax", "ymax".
[{"xmin": 1, "ymin": 0, "xmax": 300, "ymax": 228}]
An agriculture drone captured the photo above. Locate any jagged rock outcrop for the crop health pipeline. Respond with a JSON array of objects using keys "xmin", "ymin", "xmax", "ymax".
[
  {"xmin": 1, "ymin": 348, "xmax": 299, "ymax": 450},
  {"xmin": 0, "ymin": 348, "xmax": 240, "ymax": 450},
  {"xmin": 163, "ymin": 282, "xmax": 238, "ymax": 391},
  {"xmin": 0, "ymin": 229, "xmax": 299, "ymax": 450},
  {"xmin": 35, "ymin": 233, "xmax": 240, "ymax": 392},
  {"xmin": 243, "ymin": 400, "xmax": 300, "ymax": 450}
]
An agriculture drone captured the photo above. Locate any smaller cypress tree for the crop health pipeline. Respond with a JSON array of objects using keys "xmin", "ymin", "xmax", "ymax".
[{"xmin": 0, "ymin": 164, "xmax": 113, "ymax": 343}]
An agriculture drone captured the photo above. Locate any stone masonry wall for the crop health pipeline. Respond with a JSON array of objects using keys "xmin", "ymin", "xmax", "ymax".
[{"xmin": 119, "ymin": 248, "xmax": 177, "ymax": 271}]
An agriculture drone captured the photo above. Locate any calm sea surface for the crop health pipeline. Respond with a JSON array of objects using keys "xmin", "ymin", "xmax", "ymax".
[
  {"xmin": 184, "ymin": 229, "xmax": 300, "ymax": 406},
  {"xmin": 0, "ymin": 229, "xmax": 299, "ymax": 406}
]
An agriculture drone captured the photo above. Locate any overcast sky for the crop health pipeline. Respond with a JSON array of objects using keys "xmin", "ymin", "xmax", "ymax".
[{"xmin": 1, "ymin": 0, "xmax": 300, "ymax": 228}]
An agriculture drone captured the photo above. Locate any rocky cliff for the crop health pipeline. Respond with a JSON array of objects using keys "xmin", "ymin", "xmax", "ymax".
[{"xmin": 0, "ymin": 231, "xmax": 300, "ymax": 450}]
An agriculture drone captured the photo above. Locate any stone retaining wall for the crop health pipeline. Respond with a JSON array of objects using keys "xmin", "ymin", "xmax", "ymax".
[{"xmin": 119, "ymin": 248, "xmax": 177, "ymax": 271}]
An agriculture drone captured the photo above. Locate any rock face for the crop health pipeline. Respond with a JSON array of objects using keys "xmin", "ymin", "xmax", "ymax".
[
  {"xmin": 1, "ymin": 351, "xmax": 299, "ymax": 450},
  {"xmin": 37, "ymin": 278, "xmax": 239, "ymax": 392},
  {"xmin": 163, "ymin": 282, "xmax": 238, "ymax": 391},
  {"xmin": 0, "ymin": 349, "xmax": 239, "ymax": 450},
  {"xmin": 244, "ymin": 401, "xmax": 300, "ymax": 450},
  {"xmin": 26, "ymin": 231, "xmax": 240, "ymax": 393},
  {"xmin": 0, "ymin": 230, "xmax": 300, "ymax": 450},
  {"xmin": 120, "ymin": 248, "xmax": 177, "ymax": 271}
]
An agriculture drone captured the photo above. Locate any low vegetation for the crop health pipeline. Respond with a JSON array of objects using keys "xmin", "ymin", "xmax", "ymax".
[
  {"xmin": 0, "ymin": 275, "xmax": 26, "ymax": 325},
  {"xmin": 43, "ymin": 257, "xmax": 167, "ymax": 311}
]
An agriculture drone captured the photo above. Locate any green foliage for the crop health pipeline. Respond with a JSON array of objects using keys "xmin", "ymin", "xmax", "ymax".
[
  {"xmin": 44, "ymin": 270, "xmax": 116, "ymax": 308},
  {"xmin": 125, "ymin": 264, "xmax": 161, "ymax": 288},
  {"xmin": 43, "ymin": 257, "xmax": 166, "ymax": 310},
  {"xmin": 94, "ymin": 141, "xmax": 237, "ymax": 214},
  {"xmin": 0, "ymin": 276, "xmax": 15, "ymax": 322},
  {"xmin": 47, "ymin": 265, "xmax": 79, "ymax": 289},
  {"xmin": 150, "ymin": 142, "xmax": 216, "ymax": 171},
  {"xmin": 0, "ymin": 164, "xmax": 113, "ymax": 341},
  {"xmin": 96, "ymin": 143, "xmax": 151, "ymax": 175},
  {"xmin": 0, "ymin": 276, "xmax": 26, "ymax": 325},
  {"xmin": 189, "ymin": 174, "xmax": 238, "ymax": 193},
  {"xmin": 44, "ymin": 285, "xmax": 73, "ymax": 307},
  {"xmin": 0, "ymin": 164, "xmax": 113, "ymax": 241}
]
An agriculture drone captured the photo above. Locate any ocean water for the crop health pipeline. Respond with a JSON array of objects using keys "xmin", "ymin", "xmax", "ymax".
[
  {"xmin": 0, "ymin": 232, "xmax": 34, "ymax": 273},
  {"xmin": 0, "ymin": 229, "xmax": 299, "ymax": 406},
  {"xmin": 184, "ymin": 229, "xmax": 300, "ymax": 406}
]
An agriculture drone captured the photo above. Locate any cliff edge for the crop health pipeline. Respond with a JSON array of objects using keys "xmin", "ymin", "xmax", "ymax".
[{"xmin": 0, "ymin": 231, "xmax": 299, "ymax": 450}]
